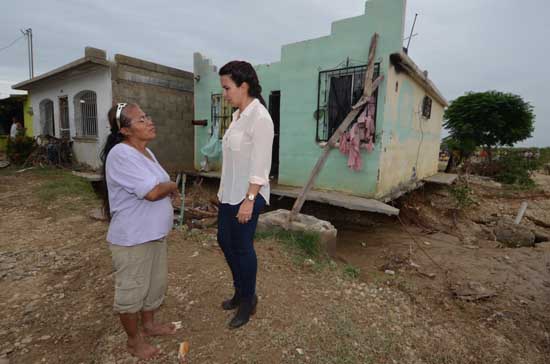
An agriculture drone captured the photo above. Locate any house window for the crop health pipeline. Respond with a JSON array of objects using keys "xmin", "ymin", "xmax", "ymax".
[
  {"xmin": 39, "ymin": 99, "xmax": 55, "ymax": 136},
  {"xmin": 422, "ymin": 95, "xmax": 432, "ymax": 119},
  {"xmin": 211, "ymin": 93, "xmax": 234, "ymax": 139},
  {"xmin": 74, "ymin": 90, "xmax": 98, "ymax": 137},
  {"xmin": 59, "ymin": 96, "xmax": 70, "ymax": 139},
  {"xmin": 316, "ymin": 63, "xmax": 380, "ymax": 142}
]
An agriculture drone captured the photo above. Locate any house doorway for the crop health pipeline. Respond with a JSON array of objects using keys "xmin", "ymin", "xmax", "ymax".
[
  {"xmin": 268, "ymin": 90, "xmax": 280, "ymax": 179},
  {"xmin": 59, "ymin": 96, "xmax": 70, "ymax": 139}
]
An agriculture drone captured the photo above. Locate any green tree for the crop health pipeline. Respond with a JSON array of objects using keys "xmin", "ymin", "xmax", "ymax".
[{"xmin": 444, "ymin": 91, "xmax": 535, "ymax": 161}]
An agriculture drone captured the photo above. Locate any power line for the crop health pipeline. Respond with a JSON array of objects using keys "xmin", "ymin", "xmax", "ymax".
[{"xmin": 0, "ymin": 34, "xmax": 25, "ymax": 53}]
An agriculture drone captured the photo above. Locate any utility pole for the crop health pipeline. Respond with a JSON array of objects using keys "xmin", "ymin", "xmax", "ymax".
[{"xmin": 20, "ymin": 28, "xmax": 34, "ymax": 78}]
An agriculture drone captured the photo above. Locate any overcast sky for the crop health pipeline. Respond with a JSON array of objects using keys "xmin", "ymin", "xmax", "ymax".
[{"xmin": 0, "ymin": 0, "xmax": 548, "ymax": 146}]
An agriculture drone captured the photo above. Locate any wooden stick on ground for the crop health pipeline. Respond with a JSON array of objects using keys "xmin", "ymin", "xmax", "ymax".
[{"xmin": 287, "ymin": 33, "xmax": 380, "ymax": 224}]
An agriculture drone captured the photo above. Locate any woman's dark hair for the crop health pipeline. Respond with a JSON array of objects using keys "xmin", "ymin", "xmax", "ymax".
[
  {"xmin": 219, "ymin": 61, "xmax": 266, "ymax": 107},
  {"xmin": 100, "ymin": 103, "xmax": 135, "ymax": 220}
]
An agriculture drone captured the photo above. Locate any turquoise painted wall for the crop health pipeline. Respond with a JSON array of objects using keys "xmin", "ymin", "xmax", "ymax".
[
  {"xmin": 194, "ymin": 0, "xmax": 409, "ymax": 197},
  {"xmin": 193, "ymin": 54, "xmax": 282, "ymax": 170}
]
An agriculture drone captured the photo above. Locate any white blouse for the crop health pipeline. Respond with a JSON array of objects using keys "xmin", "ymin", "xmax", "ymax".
[{"xmin": 218, "ymin": 98, "xmax": 274, "ymax": 205}]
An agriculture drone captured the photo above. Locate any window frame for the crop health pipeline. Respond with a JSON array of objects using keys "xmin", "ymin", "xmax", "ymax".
[
  {"xmin": 210, "ymin": 93, "xmax": 234, "ymax": 139},
  {"xmin": 315, "ymin": 63, "xmax": 380, "ymax": 142},
  {"xmin": 74, "ymin": 90, "xmax": 98, "ymax": 138}
]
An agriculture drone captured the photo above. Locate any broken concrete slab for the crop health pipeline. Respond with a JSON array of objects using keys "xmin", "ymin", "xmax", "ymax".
[
  {"xmin": 257, "ymin": 209, "xmax": 338, "ymax": 256},
  {"xmin": 452, "ymin": 281, "xmax": 496, "ymax": 301},
  {"xmin": 271, "ymin": 185, "xmax": 399, "ymax": 216},
  {"xmin": 72, "ymin": 171, "xmax": 102, "ymax": 182},
  {"xmin": 494, "ymin": 219, "xmax": 535, "ymax": 248},
  {"xmin": 535, "ymin": 242, "xmax": 550, "ymax": 250},
  {"xmin": 423, "ymin": 172, "xmax": 458, "ymax": 185},
  {"xmin": 188, "ymin": 171, "xmax": 399, "ymax": 216}
]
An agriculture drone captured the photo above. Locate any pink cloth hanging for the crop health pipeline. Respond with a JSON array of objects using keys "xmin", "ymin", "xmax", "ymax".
[
  {"xmin": 338, "ymin": 132, "xmax": 350, "ymax": 154},
  {"xmin": 336, "ymin": 98, "xmax": 376, "ymax": 171},
  {"xmin": 347, "ymin": 121, "xmax": 362, "ymax": 171}
]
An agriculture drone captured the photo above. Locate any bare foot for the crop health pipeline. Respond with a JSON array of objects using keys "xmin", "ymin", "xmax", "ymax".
[
  {"xmin": 127, "ymin": 336, "xmax": 159, "ymax": 360},
  {"xmin": 143, "ymin": 322, "xmax": 177, "ymax": 337}
]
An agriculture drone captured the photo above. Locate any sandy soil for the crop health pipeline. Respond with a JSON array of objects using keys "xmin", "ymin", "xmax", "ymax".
[{"xmin": 0, "ymin": 168, "xmax": 549, "ymax": 364}]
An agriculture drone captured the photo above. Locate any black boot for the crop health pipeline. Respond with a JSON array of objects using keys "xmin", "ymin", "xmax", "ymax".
[
  {"xmin": 221, "ymin": 289, "xmax": 240, "ymax": 310},
  {"xmin": 228, "ymin": 295, "xmax": 257, "ymax": 329}
]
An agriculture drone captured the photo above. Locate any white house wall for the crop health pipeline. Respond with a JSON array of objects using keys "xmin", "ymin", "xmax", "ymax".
[{"xmin": 29, "ymin": 67, "xmax": 112, "ymax": 169}]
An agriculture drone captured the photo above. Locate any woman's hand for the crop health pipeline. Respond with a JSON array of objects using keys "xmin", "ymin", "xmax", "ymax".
[
  {"xmin": 237, "ymin": 199, "xmax": 254, "ymax": 224},
  {"xmin": 144, "ymin": 182, "xmax": 178, "ymax": 201}
]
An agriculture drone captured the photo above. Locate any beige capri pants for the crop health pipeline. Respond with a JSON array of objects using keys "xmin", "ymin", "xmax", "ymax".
[{"xmin": 109, "ymin": 238, "xmax": 167, "ymax": 314}]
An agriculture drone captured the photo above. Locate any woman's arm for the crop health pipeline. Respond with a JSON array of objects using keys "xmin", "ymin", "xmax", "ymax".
[
  {"xmin": 248, "ymin": 116, "xmax": 274, "ymax": 187},
  {"xmin": 236, "ymin": 116, "xmax": 274, "ymax": 223},
  {"xmin": 144, "ymin": 182, "xmax": 178, "ymax": 201}
]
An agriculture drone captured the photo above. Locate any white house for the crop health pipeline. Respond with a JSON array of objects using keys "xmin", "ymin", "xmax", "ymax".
[
  {"xmin": 13, "ymin": 48, "xmax": 112, "ymax": 168},
  {"xmin": 13, "ymin": 47, "xmax": 195, "ymax": 171}
]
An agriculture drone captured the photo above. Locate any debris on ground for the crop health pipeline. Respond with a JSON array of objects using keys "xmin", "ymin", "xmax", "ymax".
[{"xmin": 452, "ymin": 281, "xmax": 497, "ymax": 302}]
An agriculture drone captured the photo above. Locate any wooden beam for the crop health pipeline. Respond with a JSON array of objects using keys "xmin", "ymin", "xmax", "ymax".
[{"xmin": 287, "ymin": 33, "xmax": 379, "ymax": 223}]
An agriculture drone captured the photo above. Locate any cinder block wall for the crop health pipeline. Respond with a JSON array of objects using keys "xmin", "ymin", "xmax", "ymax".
[{"xmin": 111, "ymin": 54, "xmax": 194, "ymax": 172}]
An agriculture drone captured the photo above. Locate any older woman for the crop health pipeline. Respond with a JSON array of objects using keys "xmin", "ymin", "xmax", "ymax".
[
  {"xmin": 217, "ymin": 61, "xmax": 274, "ymax": 329},
  {"xmin": 101, "ymin": 103, "xmax": 179, "ymax": 360}
]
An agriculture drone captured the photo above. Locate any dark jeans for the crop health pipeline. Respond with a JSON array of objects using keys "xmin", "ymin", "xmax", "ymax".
[{"xmin": 217, "ymin": 195, "xmax": 266, "ymax": 299}]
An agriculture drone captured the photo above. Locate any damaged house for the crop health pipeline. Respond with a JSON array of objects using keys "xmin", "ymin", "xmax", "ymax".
[{"xmin": 194, "ymin": 0, "xmax": 448, "ymax": 213}]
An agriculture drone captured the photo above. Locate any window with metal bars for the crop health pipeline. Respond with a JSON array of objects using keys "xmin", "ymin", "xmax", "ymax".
[
  {"xmin": 315, "ymin": 63, "xmax": 380, "ymax": 142},
  {"xmin": 39, "ymin": 99, "xmax": 55, "ymax": 136},
  {"xmin": 74, "ymin": 90, "xmax": 98, "ymax": 137},
  {"xmin": 211, "ymin": 93, "xmax": 234, "ymax": 139},
  {"xmin": 421, "ymin": 95, "xmax": 432, "ymax": 119}
]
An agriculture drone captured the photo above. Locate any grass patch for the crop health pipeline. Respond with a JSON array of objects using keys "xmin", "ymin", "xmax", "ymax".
[
  {"xmin": 343, "ymin": 264, "xmax": 360, "ymax": 280},
  {"xmin": 369, "ymin": 270, "xmax": 396, "ymax": 287},
  {"xmin": 256, "ymin": 229, "xmax": 322, "ymax": 259},
  {"xmin": 33, "ymin": 168, "xmax": 97, "ymax": 203}
]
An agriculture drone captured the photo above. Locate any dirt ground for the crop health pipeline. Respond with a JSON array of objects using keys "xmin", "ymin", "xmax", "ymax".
[{"xmin": 1, "ymin": 167, "xmax": 549, "ymax": 364}]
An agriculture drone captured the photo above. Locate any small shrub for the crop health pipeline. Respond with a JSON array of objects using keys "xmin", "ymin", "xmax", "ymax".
[
  {"xmin": 6, "ymin": 135, "xmax": 35, "ymax": 165},
  {"xmin": 494, "ymin": 152, "xmax": 539, "ymax": 187},
  {"xmin": 449, "ymin": 184, "xmax": 474, "ymax": 209},
  {"xmin": 538, "ymin": 147, "xmax": 550, "ymax": 165},
  {"xmin": 343, "ymin": 264, "xmax": 360, "ymax": 279}
]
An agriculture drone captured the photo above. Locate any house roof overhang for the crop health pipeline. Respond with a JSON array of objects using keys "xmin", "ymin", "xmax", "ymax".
[
  {"xmin": 12, "ymin": 56, "xmax": 110, "ymax": 91},
  {"xmin": 389, "ymin": 51, "xmax": 448, "ymax": 107}
]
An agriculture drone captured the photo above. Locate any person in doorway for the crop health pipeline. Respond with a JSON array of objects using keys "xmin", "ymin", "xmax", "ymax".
[
  {"xmin": 101, "ymin": 103, "xmax": 180, "ymax": 360},
  {"xmin": 9, "ymin": 117, "xmax": 21, "ymax": 140},
  {"xmin": 217, "ymin": 61, "xmax": 274, "ymax": 329}
]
